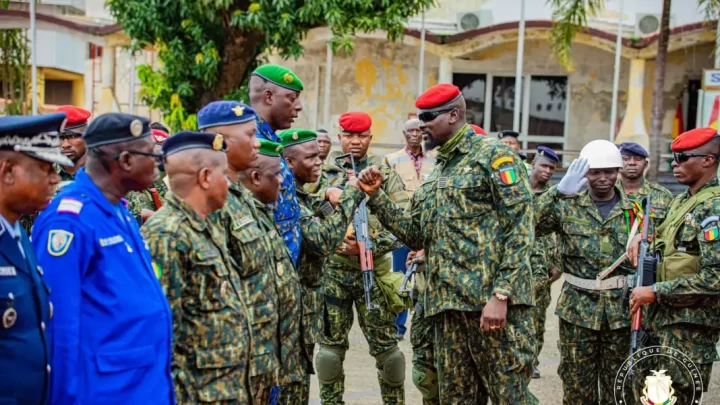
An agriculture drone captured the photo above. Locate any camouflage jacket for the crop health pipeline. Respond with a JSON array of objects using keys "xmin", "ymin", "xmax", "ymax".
[
  {"xmin": 320, "ymin": 152, "xmax": 407, "ymax": 299},
  {"xmin": 209, "ymin": 181, "xmax": 279, "ymax": 381},
  {"xmin": 142, "ymin": 193, "xmax": 251, "ymax": 404},
  {"xmin": 535, "ymin": 186, "xmax": 638, "ymax": 330},
  {"xmin": 618, "ymin": 179, "xmax": 673, "ymax": 224},
  {"xmin": 652, "ymin": 178, "xmax": 720, "ymax": 328},
  {"xmin": 530, "ymin": 185, "xmax": 558, "ymax": 286},
  {"xmin": 367, "ymin": 125, "xmax": 536, "ymax": 316},
  {"xmin": 127, "ymin": 177, "xmax": 168, "ymax": 225},
  {"xmin": 252, "ymin": 197, "xmax": 306, "ymax": 384},
  {"xmin": 20, "ymin": 165, "xmax": 78, "ymax": 234}
]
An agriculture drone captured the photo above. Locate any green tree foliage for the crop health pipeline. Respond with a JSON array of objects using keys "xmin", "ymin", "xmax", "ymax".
[
  {"xmin": 0, "ymin": 0, "xmax": 30, "ymax": 115},
  {"xmin": 108, "ymin": 0, "xmax": 434, "ymax": 131}
]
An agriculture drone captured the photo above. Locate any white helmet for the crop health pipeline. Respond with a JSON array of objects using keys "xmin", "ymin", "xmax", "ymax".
[{"xmin": 579, "ymin": 139, "xmax": 623, "ymax": 169}]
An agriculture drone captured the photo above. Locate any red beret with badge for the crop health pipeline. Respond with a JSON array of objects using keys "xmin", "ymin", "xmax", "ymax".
[
  {"xmin": 415, "ymin": 84, "xmax": 462, "ymax": 110},
  {"xmin": 339, "ymin": 112, "xmax": 372, "ymax": 133},
  {"xmin": 470, "ymin": 124, "xmax": 487, "ymax": 136},
  {"xmin": 671, "ymin": 127, "xmax": 718, "ymax": 152},
  {"xmin": 151, "ymin": 129, "xmax": 170, "ymax": 144},
  {"xmin": 55, "ymin": 105, "xmax": 91, "ymax": 130}
]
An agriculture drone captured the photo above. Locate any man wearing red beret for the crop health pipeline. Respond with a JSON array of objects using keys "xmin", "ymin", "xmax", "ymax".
[
  {"xmin": 630, "ymin": 127, "xmax": 720, "ymax": 404},
  {"xmin": 357, "ymin": 83, "xmax": 538, "ymax": 404},
  {"xmin": 127, "ymin": 124, "xmax": 170, "ymax": 224},
  {"xmin": 315, "ymin": 111, "xmax": 411, "ymax": 404}
]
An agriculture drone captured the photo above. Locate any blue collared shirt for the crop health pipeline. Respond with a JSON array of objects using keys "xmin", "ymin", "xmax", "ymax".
[
  {"xmin": 256, "ymin": 119, "xmax": 301, "ymax": 265},
  {"xmin": 0, "ymin": 214, "xmax": 24, "ymax": 258}
]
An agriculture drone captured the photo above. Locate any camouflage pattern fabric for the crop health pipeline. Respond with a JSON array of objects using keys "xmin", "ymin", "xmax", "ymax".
[
  {"xmin": 365, "ymin": 125, "xmax": 536, "ymax": 402},
  {"xmin": 127, "ymin": 176, "xmax": 168, "ymax": 225},
  {"xmin": 142, "ymin": 192, "xmax": 251, "ymax": 404},
  {"xmin": 434, "ymin": 309, "xmax": 537, "ymax": 404},
  {"xmin": 410, "ymin": 305, "xmax": 441, "ymax": 405},
  {"xmin": 557, "ymin": 319, "xmax": 629, "ymax": 404},
  {"xmin": 278, "ymin": 375, "xmax": 311, "ymax": 405},
  {"xmin": 252, "ymin": 197, "xmax": 306, "ymax": 388},
  {"xmin": 618, "ymin": 179, "xmax": 673, "ymax": 223},
  {"xmin": 20, "ymin": 164, "xmax": 77, "ymax": 234},
  {"xmin": 209, "ymin": 181, "xmax": 279, "ymax": 401},
  {"xmin": 652, "ymin": 178, "xmax": 720, "ymax": 328}
]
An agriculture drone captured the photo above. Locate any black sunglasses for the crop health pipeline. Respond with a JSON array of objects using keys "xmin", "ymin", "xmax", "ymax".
[
  {"xmin": 418, "ymin": 108, "xmax": 456, "ymax": 123},
  {"xmin": 672, "ymin": 152, "xmax": 717, "ymax": 164},
  {"xmin": 113, "ymin": 150, "xmax": 163, "ymax": 164},
  {"xmin": 60, "ymin": 130, "xmax": 83, "ymax": 140}
]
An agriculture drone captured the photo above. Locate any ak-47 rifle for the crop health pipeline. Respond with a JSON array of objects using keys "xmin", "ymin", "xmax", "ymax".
[
  {"xmin": 628, "ymin": 196, "xmax": 657, "ymax": 374},
  {"xmin": 335, "ymin": 153, "xmax": 379, "ymax": 310},
  {"xmin": 400, "ymin": 251, "xmax": 424, "ymax": 294}
]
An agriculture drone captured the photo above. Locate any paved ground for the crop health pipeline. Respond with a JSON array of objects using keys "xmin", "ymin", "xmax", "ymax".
[{"xmin": 308, "ymin": 281, "xmax": 720, "ymax": 404}]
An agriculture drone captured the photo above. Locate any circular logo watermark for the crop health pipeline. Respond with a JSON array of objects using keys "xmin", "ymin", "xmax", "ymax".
[{"xmin": 614, "ymin": 345, "xmax": 703, "ymax": 405}]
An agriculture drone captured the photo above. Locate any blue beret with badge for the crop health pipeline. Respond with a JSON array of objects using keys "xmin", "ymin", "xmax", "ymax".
[
  {"xmin": 197, "ymin": 101, "xmax": 257, "ymax": 130},
  {"xmin": 162, "ymin": 131, "xmax": 227, "ymax": 157},
  {"xmin": 536, "ymin": 146, "xmax": 559, "ymax": 163},
  {"xmin": 0, "ymin": 112, "xmax": 73, "ymax": 167},
  {"xmin": 83, "ymin": 113, "xmax": 151, "ymax": 148},
  {"xmin": 618, "ymin": 142, "xmax": 649, "ymax": 158}
]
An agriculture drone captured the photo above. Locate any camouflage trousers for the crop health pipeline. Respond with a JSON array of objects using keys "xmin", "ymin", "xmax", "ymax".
[
  {"xmin": 277, "ymin": 373, "xmax": 311, "ymax": 405},
  {"xmin": 317, "ymin": 286, "xmax": 404, "ymax": 404},
  {"xmin": 410, "ymin": 306, "xmax": 439, "ymax": 405},
  {"xmin": 646, "ymin": 324, "xmax": 720, "ymax": 405},
  {"xmin": 249, "ymin": 375, "xmax": 274, "ymax": 405},
  {"xmin": 433, "ymin": 308, "xmax": 538, "ymax": 405},
  {"xmin": 532, "ymin": 282, "xmax": 552, "ymax": 366},
  {"xmin": 558, "ymin": 319, "xmax": 630, "ymax": 404}
]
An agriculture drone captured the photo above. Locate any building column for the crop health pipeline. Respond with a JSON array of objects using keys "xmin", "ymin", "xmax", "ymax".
[
  {"xmin": 615, "ymin": 58, "xmax": 649, "ymax": 150},
  {"xmin": 438, "ymin": 57, "xmax": 453, "ymax": 84},
  {"xmin": 97, "ymin": 45, "xmax": 119, "ymax": 114}
]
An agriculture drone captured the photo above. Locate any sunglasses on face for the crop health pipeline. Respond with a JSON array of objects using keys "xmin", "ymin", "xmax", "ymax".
[
  {"xmin": 418, "ymin": 108, "xmax": 456, "ymax": 123},
  {"xmin": 672, "ymin": 152, "xmax": 717, "ymax": 164},
  {"xmin": 60, "ymin": 130, "xmax": 83, "ymax": 140}
]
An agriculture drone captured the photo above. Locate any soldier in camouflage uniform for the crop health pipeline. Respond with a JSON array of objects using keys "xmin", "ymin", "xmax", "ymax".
[
  {"xmin": 315, "ymin": 112, "xmax": 409, "ymax": 405},
  {"xmin": 127, "ymin": 128, "xmax": 170, "ymax": 224},
  {"xmin": 630, "ymin": 127, "xmax": 720, "ymax": 404},
  {"xmin": 198, "ymin": 101, "xmax": 277, "ymax": 404},
  {"xmin": 617, "ymin": 142, "xmax": 673, "ymax": 223},
  {"xmin": 527, "ymin": 146, "xmax": 561, "ymax": 379},
  {"xmin": 142, "ymin": 131, "xmax": 253, "ymax": 403},
  {"xmin": 534, "ymin": 140, "xmax": 640, "ymax": 404},
  {"xmin": 358, "ymin": 85, "xmax": 537, "ymax": 404},
  {"xmin": 279, "ymin": 128, "xmax": 377, "ymax": 404},
  {"xmin": 20, "ymin": 105, "xmax": 89, "ymax": 233}
]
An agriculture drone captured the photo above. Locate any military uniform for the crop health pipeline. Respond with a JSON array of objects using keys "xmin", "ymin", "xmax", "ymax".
[
  {"xmin": 367, "ymin": 119, "xmax": 538, "ymax": 403},
  {"xmin": 126, "ymin": 178, "xmax": 168, "ymax": 224},
  {"xmin": 618, "ymin": 179, "xmax": 673, "ymax": 223},
  {"xmin": 535, "ymin": 186, "xmax": 639, "ymax": 404},
  {"xmin": 316, "ymin": 150, "xmax": 410, "ymax": 405},
  {"xmin": 0, "ymin": 113, "xmax": 71, "ymax": 405}
]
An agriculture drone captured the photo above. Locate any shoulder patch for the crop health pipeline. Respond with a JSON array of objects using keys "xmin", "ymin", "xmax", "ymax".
[
  {"xmin": 491, "ymin": 156, "xmax": 514, "ymax": 170},
  {"xmin": 496, "ymin": 166, "xmax": 519, "ymax": 185},
  {"xmin": 47, "ymin": 230, "xmax": 74, "ymax": 256},
  {"xmin": 700, "ymin": 216, "xmax": 719, "ymax": 228},
  {"xmin": 57, "ymin": 198, "xmax": 83, "ymax": 215}
]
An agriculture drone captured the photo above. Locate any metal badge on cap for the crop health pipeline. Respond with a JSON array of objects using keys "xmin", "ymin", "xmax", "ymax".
[
  {"xmin": 213, "ymin": 134, "xmax": 224, "ymax": 151},
  {"xmin": 130, "ymin": 119, "xmax": 143, "ymax": 137}
]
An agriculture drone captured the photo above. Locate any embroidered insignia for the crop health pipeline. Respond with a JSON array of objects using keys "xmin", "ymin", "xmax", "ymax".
[
  {"xmin": 57, "ymin": 198, "xmax": 83, "ymax": 214},
  {"xmin": 498, "ymin": 167, "xmax": 518, "ymax": 185},
  {"xmin": 232, "ymin": 216, "xmax": 254, "ymax": 230},
  {"xmin": 703, "ymin": 221, "xmax": 719, "ymax": 242},
  {"xmin": 0, "ymin": 267, "xmax": 16, "ymax": 277},
  {"xmin": 99, "ymin": 235, "xmax": 124, "ymax": 247},
  {"xmin": 292, "ymin": 132, "xmax": 299, "ymax": 140},
  {"xmin": 213, "ymin": 134, "xmax": 224, "ymax": 151},
  {"xmin": 491, "ymin": 155, "xmax": 514, "ymax": 170},
  {"xmin": 231, "ymin": 106, "xmax": 245, "ymax": 116},
  {"xmin": 2, "ymin": 308, "xmax": 16, "ymax": 329},
  {"xmin": 437, "ymin": 177, "xmax": 448, "ymax": 189},
  {"xmin": 283, "ymin": 73, "xmax": 294, "ymax": 84},
  {"xmin": 700, "ymin": 216, "xmax": 719, "ymax": 228},
  {"xmin": 47, "ymin": 230, "xmax": 74, "ymax": 256},
  {"xmin": 152, "ymin": 262, "xmax": 162, "ymax": 279}
]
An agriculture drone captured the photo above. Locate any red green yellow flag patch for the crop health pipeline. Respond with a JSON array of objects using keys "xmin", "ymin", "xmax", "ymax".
[
  {"xmin": 152, "ymin": 262, "xmax": 162, "ymax": 279},
  {"xmin": 498, "ymin": 167, "xmax": 518, "ymax": 185},
  {"xmin": 704, "ymin": 226, "xmax": 719, "ymax": 241}
]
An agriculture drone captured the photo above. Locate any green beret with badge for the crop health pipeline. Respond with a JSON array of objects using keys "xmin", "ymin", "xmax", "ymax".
[
  {"xmin": 278, "ymin": 129, "xmax": 317, "ymax": 148},
  {"xmin": 252, "ymin": 64, "xmax": 304, "ymax": 92},
  {"xmin": 258, "ymin": 139, "xmax": 283, "ymax": 157}
]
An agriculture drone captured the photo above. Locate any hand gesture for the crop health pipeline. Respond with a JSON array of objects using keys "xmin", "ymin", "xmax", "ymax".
[
  {"xmin": 557, "ymin": 158, "xmax": 590, "ymax": 196},
  {"xmin": 357, "ymin": 166, "xmax": 383, "ymax": 195}
]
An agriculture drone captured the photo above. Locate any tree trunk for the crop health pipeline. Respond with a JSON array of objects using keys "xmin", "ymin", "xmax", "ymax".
[
  {"xmin": 212, "ymin": 29, "xmax": 263, "ymax": 103},
  {"xmin": 647, "ymin": 0, "xmax": 672, "ymax": 182}
]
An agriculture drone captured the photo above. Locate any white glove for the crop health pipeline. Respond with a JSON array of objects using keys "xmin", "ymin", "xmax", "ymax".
[{"xmin": 557, "ymin": 158, "xmax": 590, "ymax": 196}]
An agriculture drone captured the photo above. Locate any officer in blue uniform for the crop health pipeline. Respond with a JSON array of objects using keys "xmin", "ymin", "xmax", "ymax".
[
  {"xmin": 0, "ymin": 113, "xmax": 72, "ymax": 405},
  {"xmin": 248, "ymin": 64, "xmax": 304, "ymax": 266},
  {"xmin": 32, "ymin": 113, "xmax": 175, "ymax": 405}
]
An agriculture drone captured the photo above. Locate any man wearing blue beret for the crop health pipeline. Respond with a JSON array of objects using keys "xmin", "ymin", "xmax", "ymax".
[
  {"xmin": 528, "ymin": 146, "xmax": 561, "ymax": 379},
  {"xmin": 249, "ymin": 64, "xmax": 304, "ymax": 267},
  {"xmin": 0, "ymin": 113, "xmax": 72, "ymax": 405},
  {"xmin": 617, "ymin": 142, "xmax": 673, "ymax": 222},
  {"xmin": 32, "ymin": 113, "xmax": 175, "ymax": 404}
]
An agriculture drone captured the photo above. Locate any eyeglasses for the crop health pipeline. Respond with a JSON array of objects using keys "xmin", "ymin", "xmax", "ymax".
[
  {"xmin": 418, "ymin": 108, "xmax": 456, "ymax": 123},
  {"xmin": 672, "ymin": 152, "xmax": 717, "ymax": 164},
  {"xmin": 114, "ymin": 150, "xmax": 163, "ymax": 164},
  {"xmin": 60, "ymin": 130, "xmax": 83, "ymax": 140}
]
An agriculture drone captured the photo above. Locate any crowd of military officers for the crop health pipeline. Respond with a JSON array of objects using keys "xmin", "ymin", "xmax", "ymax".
[{"xmin": 1, "ymin": 61, "xmax": 720, "ymax": 405}]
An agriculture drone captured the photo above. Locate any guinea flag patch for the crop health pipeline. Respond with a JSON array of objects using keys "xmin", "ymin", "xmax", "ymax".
[
  {"xmin": 498, "ymin": 167, "xmax": 518, "ymax": 185},
  {"xmin": 701, "ymin": 216, "xmax": 719, "ymax": 242}
]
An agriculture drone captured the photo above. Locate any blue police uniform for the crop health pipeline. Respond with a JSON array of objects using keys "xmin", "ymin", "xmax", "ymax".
[
  {"xmin": 32, "ymin": 113, "xmax": 175, "ymax": 405},
  {"xmin": 0, "ymin": 113, "xmax": 72, "ymax": 405}
]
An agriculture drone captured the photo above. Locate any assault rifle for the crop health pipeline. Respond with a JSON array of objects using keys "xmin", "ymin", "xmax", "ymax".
[
  {"xmin": 335, "ymin": 153, "xmax": 379, "ymax": 311},
  {"xmin": 399, "ymin": 251, "xmax": 424, "ymax": 294},
  {"xmin": 628, "ymin": 196, "xmax": 657, "ymax": 374}
]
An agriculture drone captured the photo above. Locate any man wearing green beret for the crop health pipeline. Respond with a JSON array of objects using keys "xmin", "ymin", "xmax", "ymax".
[{"xmin": 278, "ymin": 129, "xmax": 381, "ymax": 403}]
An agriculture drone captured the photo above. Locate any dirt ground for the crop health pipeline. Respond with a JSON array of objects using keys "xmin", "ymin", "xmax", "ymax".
[{"xmin": 307, "ymin": 281, "xmax": 720, "ymax": 404}]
